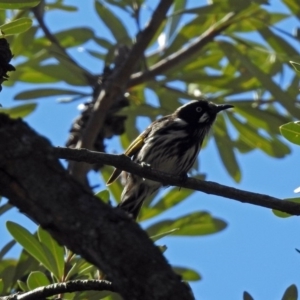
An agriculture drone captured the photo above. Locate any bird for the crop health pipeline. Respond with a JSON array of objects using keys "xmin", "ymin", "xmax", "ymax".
[{"xmin": 106, "ymin": 99, "xmax": 233, "ymax": 220}]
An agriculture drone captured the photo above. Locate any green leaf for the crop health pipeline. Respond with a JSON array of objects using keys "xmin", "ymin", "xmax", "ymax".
[
  {"xmin": 269, "ymin": 136, "xmax": 291, "ymax": 157},
  {"xmin": 16, "ymin": 64, "xmax": 88, "ymax": 86},
  {"xmin": 175, "ymin": 1, "xmax": 257, "ymax": 15},
  {"xmin": 12, "ymin": 67, "xmax": 58, "ymax": 84},
  {"xmin": 273, "ymin": 198, "xmax": 300, "ymax": 218},
  {"xmin": 100, "ymin": 166, "xmax": 123, "ymax": 203},
  {"xmin": 54, "ymin": 27, "xmax": 94, "ymax": 48},
  {"xmin": 0, "ymin": 279, "xmax": 3, "ymax": 294},
  {"xmin": 0, "ymin": 103, "xmax": 37, "ymax": 119},
  {"xmin": 65, "ymin": 261, "xmax": 79, "ymax": 281},
  {"xmin": 6, "ymin": 222, "xmax": 57, "ymax": 276},
  {"xmin": 214, "ymin": 114, "xmax": 241, "ymax": 182},
  {"xmin": 150, "ymin": 228, "xmax": 179, "ymax": 242},
  {"xmin": 1, "ymin": 262, "xmax": 15, "ymax": 293},
  {"xmin": 29, "ymin": 28, "xmax": 94, "ymax": 52},
  {"xmin": 280, "ymin": 122, "xmax": 300, "ymax": 145},
  {"xmin": 146, "ymin": 211, "xmax": 227, "ymax": 237},
  {"xmin": 95, "ymin": 189, "xmax": 110, "ymax": 204},
  {"xmin": 12, "ymin": 26, "xmax": 38, "ymax": 56},
  {"xmin": 95, "ymin": 0, "xmax": 130, "ymax": 42},
  {"xmin": 226, "ymin": 7, "xmax": 271, "ymax": 32},
  {"xmin": 13, "ymin": 249, "xmax": 40, "ymax": 286},
  {"xmin": 17, "ymin": 280, "xmax": 28, "ymax": 292},
  {"xmin": 290, "ymin": 61, "xmax": 300, "ymax": 73},
  {"xmin": 173, "ymin": 266, "xmax": 201, "ymax": 281},
  {"xmin": 221, "ymin": 41, "xmax": 300, "ymax": 119},
  {"xmin": 281, "ymin": 284, "xmax": 298, "ymax": 300},
  {"xmin": 46, "ymin": 2, "xmax": 77, "ymax": 12},
  {"xmin": 229, "ymin": 114, "xmax": 290, "ymax": 158},
  {"xmin": 0, "ymin": 240, "xmax": 16, "ymax": 260},
  {"xmin": 283, "ymin": 0, "xmax": 300, "ymax": 20},
  {"xmin": 233, "ymin": 101, "xmax": 291, "ymax": 134},
  {"xmin": 258, "ymin": 27, "xmax": 299, "ymax": 60},
  {"xmin": 78, "ymin": 263, "xmax": 96, "ymax": 276},
  {"xmin": 140, "ymin": 186, "xmax": 197, "ymax": 221},
  {"xmin": 38, "ymin": 227, "xmax": 65, "ymax": 280},
  {"xmin": 93, "ymin": 36, "xmax": 113, "ymax": 49},
  {"xmin": 0, "ymin": 0, "xmax": 40, "ymax": 9},
  {"xmin": 86, "ymin": 49, "xmax": 106, "ymax": 60},
  {"xmin": 27, "ymin": 271, "xmax": 51, "ymax": 290},
  {"xmin": 77, "ymin": 290, "xmax": 117, "ymax": 300},
  {"xmin": 14, "ymin": 88, "xmax": 88, "ymax": 100},
  {"xmin": 65, "ymin": 257, "xmax": 95, "ymax": 281},
  {"xmin": 0, "ymin": 18, "xmax": 32, "ymax": 36},
  {"xmin": 105, "ymin": 0, "xmax": 141, "ymax": 12},
  {"xmin": 167, "ymin": 0, "xmax": 187, "ymax": 39}
]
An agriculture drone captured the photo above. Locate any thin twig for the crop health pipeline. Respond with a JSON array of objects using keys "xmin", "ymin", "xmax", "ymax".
[
  {"xmin": 32, "ymin": 4, "xmax": 95, "ymax": 86},
  {"xmin": 0, "ymin": 280, "xmax": 115, "ymax": 300},
  {"xmin": 128, "ymin": 12, "xmax": 236, "ymax": 87},
  {"xmin": 54, "ymin": 147, "xmax": 300, "ymax": 216}
]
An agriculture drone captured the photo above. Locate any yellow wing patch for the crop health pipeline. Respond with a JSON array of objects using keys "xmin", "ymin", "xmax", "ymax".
[
  {"xmin": 106, "ymin": 134, "xmax": 145, "ymax": 186},
  {"xmin": 124, "ymin": 135, "xmax": 145, "ymax": 156}
]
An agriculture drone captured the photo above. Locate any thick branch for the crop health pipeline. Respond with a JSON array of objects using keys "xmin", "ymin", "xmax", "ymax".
[
  {"xmin": 1, "ymin": 280, "xmax": 115, "ymax": 300},
  {"xmin": 128, "ymin": 12, "xmax": 236, "ymax": 87},
  {"xmin": 55, "ymin": 147, "xmax": 300, "ymax": 216},
  {"xmin": 0, "ymin": 114, "xmax": 192, "ymax": 300},
  {"xmin": 70, "ymin": 0, "xmax": 174, "ymax": 182}
]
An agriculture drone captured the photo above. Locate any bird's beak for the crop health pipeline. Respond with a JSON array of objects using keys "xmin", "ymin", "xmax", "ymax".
[{"xmin": 215, "ymin": 104, "xmax": 234, "ymax": 113}]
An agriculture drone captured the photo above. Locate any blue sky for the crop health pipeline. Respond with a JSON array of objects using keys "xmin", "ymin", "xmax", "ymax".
[{"xmin": 1, "ymin": 1, "xmax": 300, "ymax": 299}]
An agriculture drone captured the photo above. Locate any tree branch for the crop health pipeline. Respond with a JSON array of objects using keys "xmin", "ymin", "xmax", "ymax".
[
  {"xmin": 128, "ymin": 12, "xmax": 236, "ymax": 87},
  {"xmin": 0, "ymin": 113, "xmax": 193, "ymax": 300},
  {"xmin": 32, "ymin": 2, "xmax": 95, "ymax": 86},
  {"xmin": 1, "ymin": 280, "xmax": 115, "ymax": 300},
  {"xmin": 69, "ymin": 0, "xmax": 174, "ymax": 183},
  {"xmin": 54, "ymin": 147, "xmax": 300, "ymax": 216}
]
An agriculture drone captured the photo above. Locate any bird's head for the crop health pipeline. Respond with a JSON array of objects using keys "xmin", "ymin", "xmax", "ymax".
[{"xmin": 175, "ymin": 100, "xmax": 233, "ymax": 126}]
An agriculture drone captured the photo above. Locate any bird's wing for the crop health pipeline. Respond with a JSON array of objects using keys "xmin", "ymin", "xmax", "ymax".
[
  {"xmin": 106, "ymin": 128, "xmax": 151, "ymax": 186},
  {"xmin": 124, "ymin": 133, "xmax": 146, "ymax": 156}
]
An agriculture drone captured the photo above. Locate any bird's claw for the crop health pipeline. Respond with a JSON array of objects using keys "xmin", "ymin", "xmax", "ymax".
[
  {"xmin": 141, "ymin": 161, "xmax": 151, "ymax": 168},
  {"xmin": 178, "ymin": 172, "xmax": 188, "ymax": 190},
  {"xmin": 140, "ymin": 162, "xmax": 151, "ymax": 181}
]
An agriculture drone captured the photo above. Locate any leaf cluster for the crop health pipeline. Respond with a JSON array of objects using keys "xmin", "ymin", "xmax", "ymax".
[
  {"xmin": 2, "ymin": 0, "xmax": 299, "ymax": 183},
  {"xmin": 0, "ymin": 0, "xmax": 300, "ymax": 299}
]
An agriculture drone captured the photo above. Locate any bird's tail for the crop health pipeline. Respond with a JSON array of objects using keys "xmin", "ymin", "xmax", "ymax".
[
  {"xmin": 118, "ymin": 200, "xmax": 144, "ymax": 221},
  {"xmin": 118, "ymin": 180, "xmax": 159, "ymax": 220}
]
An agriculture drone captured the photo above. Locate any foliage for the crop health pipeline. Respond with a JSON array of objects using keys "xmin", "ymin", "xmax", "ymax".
[
  {"xmin": 0, "ymin": 221, "xmax": 200, "ymax": 299},
  {"xmin": 244, "ymin": 286, "xmax": 298, "ymax": 300},
  {"xmin": 0, "ymin": 0, "xmax": 300, "ymax": 299},
  {"xmin": 273, "ymin": 120, "xmax": 300, "ymax": 218}
]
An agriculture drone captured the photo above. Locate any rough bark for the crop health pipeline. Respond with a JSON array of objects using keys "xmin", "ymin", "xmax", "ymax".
[{"xmin": 0, "ymin": 114, "xmax": 193, "ymax": 300}]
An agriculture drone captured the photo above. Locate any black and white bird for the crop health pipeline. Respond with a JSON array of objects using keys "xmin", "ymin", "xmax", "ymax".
[{"xmin": 107, "ymin": 100, "xmax": 233, "ymax": 220}]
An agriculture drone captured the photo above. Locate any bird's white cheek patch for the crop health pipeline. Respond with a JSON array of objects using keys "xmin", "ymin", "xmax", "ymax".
[{"xmin": 199, "ymin": 112, "xmax": 209, "ymax": 123}]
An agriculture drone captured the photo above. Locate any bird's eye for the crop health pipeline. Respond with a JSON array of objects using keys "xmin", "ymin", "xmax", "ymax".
[{"xmin": 196, "ymin": 107, "xmax": 202, "ymax": 113}]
